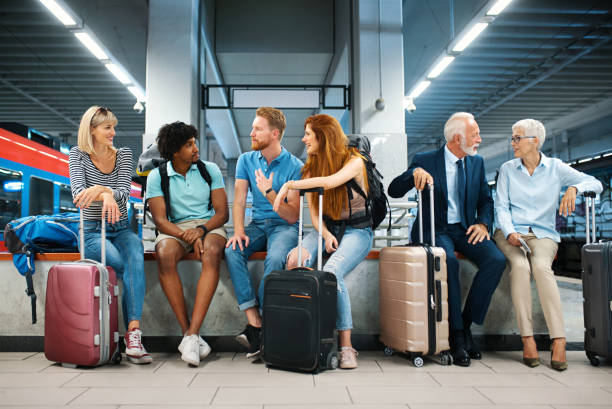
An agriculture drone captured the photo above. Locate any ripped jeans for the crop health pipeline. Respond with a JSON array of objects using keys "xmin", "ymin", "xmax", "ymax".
[{"xmin": 297, "ymin": 226, "xmax": 373, "ymax": 330}]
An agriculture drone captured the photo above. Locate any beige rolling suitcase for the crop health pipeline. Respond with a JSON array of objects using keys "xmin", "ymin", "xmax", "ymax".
[{"xmin": 379, "ymin": 184, "xmax": 450, "ymax": 367}]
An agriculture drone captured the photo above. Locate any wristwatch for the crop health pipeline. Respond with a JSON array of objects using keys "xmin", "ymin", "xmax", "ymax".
[
  {"xmin": 265, "ymin": 187, "xmax": 274, "ymax": 196},
  {"xmin": 197, "ymin": 224, "xmax": 209, "ymax": 237}
]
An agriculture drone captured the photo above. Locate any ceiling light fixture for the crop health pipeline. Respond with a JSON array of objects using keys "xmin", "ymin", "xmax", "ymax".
[
  {"xmin": 39, "ymin": 0, "xmax": 76, "ymax": 26},
  {"xmin": 428, "ymin": 56, "xmax": 455, "ymax": 79},
  {"xmin": 74, "ymin": 32, "xmax": 109, "ymax": 60},
  {"xmin": 105, "ymin": 63, "xmax": 131, "ymax": 84},
  {"xmin": 128, "ymin": 86, "xmax": 146, "ymax": 102},
  {"xmin": 452, "ymin": 22, "xmax": 489, "ymax": 52},
  {"xmin": 486, "ymin": 0, "xmax": 513, "ymax": 16},
  {"xmin": 409, "ymin": 81, "xmax": 431, "ymax": 99}
]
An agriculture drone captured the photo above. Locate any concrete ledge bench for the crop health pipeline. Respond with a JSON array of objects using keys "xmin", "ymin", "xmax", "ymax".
[{"xmin": 0, "ymin": 249, "xmax": 582, "ymax": 351}]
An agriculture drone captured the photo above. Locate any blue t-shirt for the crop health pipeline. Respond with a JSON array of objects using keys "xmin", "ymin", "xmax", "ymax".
[
  {"xmin": 236, "ymin": 148, "xmax": 303, "ymax": 221},
  {"xmin": 146, "ymin": 161, "xmax": 225, "ymax": 223}
]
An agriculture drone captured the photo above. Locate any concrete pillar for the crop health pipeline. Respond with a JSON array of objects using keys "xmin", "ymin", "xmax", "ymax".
[
  {"xmin": 351, "ymin": 0, "xmax": 407, "ymax": 191},
  {"xmin": 144, "ymin": 0, "xmax": 201, "ymax": 148}
]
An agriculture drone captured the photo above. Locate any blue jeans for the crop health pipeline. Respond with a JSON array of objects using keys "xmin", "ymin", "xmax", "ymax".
[
  {"xmin": 301, "ymin": 226, "xmax": 373, "ymax": 330},
  {"xmin": 81, "ymin": 219, "xmax": 145, "ymax": 327},
  {"xmin": 225, "ymin": 219, "xmax": 298, "ymax": 310}
]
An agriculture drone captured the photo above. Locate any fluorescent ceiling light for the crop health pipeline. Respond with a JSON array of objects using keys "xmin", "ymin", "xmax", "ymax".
[
  {"xmin": 39, "ymin": 0, "xmax": 76, "ymax": 26},
  {"xmin": 105, "ymin": 63, "xmax": 131, "ymax": 84},
  {"xmin": 452, "ymin": 22, "xmax": 488, "ymax": 52},
  {"xmin": 74, "ymin": 32, "xmax": 108, "ymax": 60},
  {"xmin": 128, "ymin": 86, "xmax": 146, "ymax": 102},
  {"xmin": 487, "ymin": 0, "xmax": 513, "ymax": 16},
  {"xmin": 409, "ymin": 81, "xmax": 431, "ymax": 99},
  {"xmin": 428, "ymin": 56, "xmax": 455, "ymax": 78}
]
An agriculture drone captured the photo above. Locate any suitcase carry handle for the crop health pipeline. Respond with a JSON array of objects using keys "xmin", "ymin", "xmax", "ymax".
[
  {"xmin": 298, "ymin": 188, "xmax": 324, "ymax": 271},
  {"xmin": 584, "ymin": 191, "xmax": 597, "ymax": 244},
  {"xmin": 79, "ymin": 205, "xmax": 107, "ymax": 266},
  {"xmin": 417, "ymin": 184, "xmax": 436, "ymax": 247}
]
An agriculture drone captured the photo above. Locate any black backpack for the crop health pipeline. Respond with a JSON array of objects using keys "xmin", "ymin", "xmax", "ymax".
[
  {"xmin": 157, "ymin": 160, "xmax": 213, "ymax": 220},
  {"xmin": 346, "ymin": 134, "xmax": 390, "ymax": 231}
]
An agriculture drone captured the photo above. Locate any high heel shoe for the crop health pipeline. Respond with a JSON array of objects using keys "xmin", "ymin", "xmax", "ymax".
[
  {"xmin": 522, "ymin": 356, "xmax": 541, "ymax": 368},
  {"xmin": 551, "ymin": 341, "xmax": 568, "ymax": 371}
]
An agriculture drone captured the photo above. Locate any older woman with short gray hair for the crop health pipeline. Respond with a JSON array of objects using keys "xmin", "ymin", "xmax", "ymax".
[{"xmin": 494, "ymin": 118, "xmax": 602, "ymax": 371}]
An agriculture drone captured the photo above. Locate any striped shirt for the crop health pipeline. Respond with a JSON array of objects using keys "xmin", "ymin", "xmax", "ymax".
[{"xmin": 69, "ymin": 146, "xmax": 133, "ymax": 221}]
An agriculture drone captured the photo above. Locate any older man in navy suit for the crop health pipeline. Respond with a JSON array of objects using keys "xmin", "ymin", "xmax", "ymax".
[{"xmin": 388, "ymin": 112, "xmax": 506, "ymax": 367}]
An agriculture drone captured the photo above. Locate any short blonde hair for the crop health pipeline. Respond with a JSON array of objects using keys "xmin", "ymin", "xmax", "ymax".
[
  {"xmin": 512, "ymin": 118, "xmax": 546, "ymax": 149},
  {"xmin": 256, "ymin": 107, "xmax": 286, "ymax": 140},
  {"xmin": 77, "ymin": 106, "xmax": 118, "ymax": 154}
]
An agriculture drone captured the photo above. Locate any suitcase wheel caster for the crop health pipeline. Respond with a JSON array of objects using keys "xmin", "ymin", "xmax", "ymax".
[
  {"xmin": 586, "ymin": 352, "xmax": 600, "ymax": 367},
  {"xmin": 61, "ymin": 363, "xmax": 77, "ymax": 369},
  {"xmin": 439, "ymin": 353, "xmax": 451, "ymax": 366},
  {"xmin": 383, "ymin": 346, "xmax": 394, "ymax": 356},
  {"xmin": 412, "ymin": 356, "xmax": 424, "ymax": 368},
  {"xmin": 112, "ymin": 351, "xmax": 122, "ymax": 364},
  {"xmin": 327, "ymin": 352, "xmax": 338, "ymax": 369}
]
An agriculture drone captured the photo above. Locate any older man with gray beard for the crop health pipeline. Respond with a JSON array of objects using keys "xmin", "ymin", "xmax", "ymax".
[{"xmin": 388, "ymin": 112, "xmax": 506, "ymax": 367}]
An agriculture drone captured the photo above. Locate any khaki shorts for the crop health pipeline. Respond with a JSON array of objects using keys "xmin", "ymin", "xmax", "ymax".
[{"xmin": 155, "ymin": 218, "xmax": 228, "ymax": 252}]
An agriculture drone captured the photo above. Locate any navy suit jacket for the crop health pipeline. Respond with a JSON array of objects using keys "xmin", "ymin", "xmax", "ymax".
[{"xmin": 388, "ymin": 146, "xmax": 494, "ymax": 244}]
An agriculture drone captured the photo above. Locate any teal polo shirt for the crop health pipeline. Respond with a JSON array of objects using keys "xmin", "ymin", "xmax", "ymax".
[
  {"xmin": 146, "ymin": 161, "xmax": 225, "ymax": 223},
  {"xmin": 235, "ymin": 147, "xmax": 303, "ymax": 221}
]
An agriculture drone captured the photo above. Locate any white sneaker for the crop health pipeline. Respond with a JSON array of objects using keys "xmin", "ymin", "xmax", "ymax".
[
  {"xmin": 178, "ymin": 333, "xmax": 211, "ymax": 360},
  {"xmin": 179, "ymin": 334, "xmax": 200, "ymax": 366}
]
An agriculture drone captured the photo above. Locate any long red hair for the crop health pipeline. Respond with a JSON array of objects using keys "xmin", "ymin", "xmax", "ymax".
[{"xmin": 302, "ymin": 114, "xmax": 367, "ymax": 219}]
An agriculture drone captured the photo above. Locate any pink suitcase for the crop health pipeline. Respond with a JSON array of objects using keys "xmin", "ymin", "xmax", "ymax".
[
  {"xmin": 44, "ymin": 212, "xmax": 120, "ymax": 367},
  {"xmin": 379, "ymin": 185, "xmax": 451, "ymax": 367}
]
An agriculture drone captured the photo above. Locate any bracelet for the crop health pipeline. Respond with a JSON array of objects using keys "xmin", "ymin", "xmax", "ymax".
[
  {"xmin": 197, "ymin": 225, "xmax": 209, "ymax": 237},
  {"xmin": 265, "ymin": 187, "xmax": 274, "ymax": 196}
]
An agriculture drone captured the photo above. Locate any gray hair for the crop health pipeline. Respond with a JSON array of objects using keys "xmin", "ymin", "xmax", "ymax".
[
  {"xmin": 512, "ymin": 118, "xmax": 546, "ymax": 149},
  {"xmin": 444, "ymin": 112, "xmax": 475, "ymax": 143}
]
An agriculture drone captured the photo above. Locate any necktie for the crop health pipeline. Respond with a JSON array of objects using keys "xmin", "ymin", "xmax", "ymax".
[{"xmin": 457, "ymin": 159, "xmax": 467, "ymax": 228}]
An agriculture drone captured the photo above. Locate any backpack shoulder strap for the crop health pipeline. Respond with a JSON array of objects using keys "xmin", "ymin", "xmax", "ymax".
[
  {"xmin": 196, "ymin": 160, "xmax": 214, "ymax": 210},
  {"xmin": 159, "ymin": 161, "xmax": 172, "ymax": 219}
]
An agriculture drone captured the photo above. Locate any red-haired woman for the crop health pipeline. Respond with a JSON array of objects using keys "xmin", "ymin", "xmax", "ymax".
[{"xmin": 274, "ymin": 114, "xmax": 373, "ymax": 369}]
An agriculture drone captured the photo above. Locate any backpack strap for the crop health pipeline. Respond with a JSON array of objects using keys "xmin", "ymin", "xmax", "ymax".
[
  {"xmin": 195, "ymin": 160, "xmax": 213, "ymax": 211},
  {"xmin": 345, "ymin": 178, "xmax": 373, "ymax": 227},
  {"xmin": 159, "ymin": 161, "xmax": 172, "ymax": 220},
  {"xmin": 24, "ymin": 249, "xmax": 36, "ymax": 324}
]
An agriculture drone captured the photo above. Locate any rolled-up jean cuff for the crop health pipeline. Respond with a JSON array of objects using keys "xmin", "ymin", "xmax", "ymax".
[
  {"xmin": 337, "ymin": 325, "xmax": 352, "ymax": 331},
  {"xmin": 238, "ymin": 299, "xmax": 258, "ymax": 311},
  {"xmin": 127, "ymin": 315, "xmax": 142, "ymax": 323}
]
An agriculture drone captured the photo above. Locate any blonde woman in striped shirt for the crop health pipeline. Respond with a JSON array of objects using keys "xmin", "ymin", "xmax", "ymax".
[{"xmin": 69, "ymin": 106, "xmax": 151, "ymax": 364}]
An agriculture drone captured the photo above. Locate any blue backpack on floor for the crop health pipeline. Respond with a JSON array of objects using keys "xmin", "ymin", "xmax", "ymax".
[{"xmin": 4, "ymin": 213, "xmax": 80, "ymax": 324}]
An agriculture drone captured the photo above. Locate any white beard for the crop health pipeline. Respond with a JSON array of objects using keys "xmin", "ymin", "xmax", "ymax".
[{"xmin": 461, "ymin": 136, "xmax": 479, "ymax": 156}]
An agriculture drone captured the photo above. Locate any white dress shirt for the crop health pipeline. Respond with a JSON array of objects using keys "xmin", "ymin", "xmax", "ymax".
[{"xmin": 444, "ymin": 145, "xmax": 463, "ymax": 224}]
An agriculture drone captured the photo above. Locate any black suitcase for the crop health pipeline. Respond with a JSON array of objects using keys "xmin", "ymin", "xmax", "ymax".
[
  {"xmin": 262, "ymin": 187, "xmax": 338, "ymax": 372},
  {"xmin": 581, "ymin": 191, "xmax": 612, "ymax": 366}
]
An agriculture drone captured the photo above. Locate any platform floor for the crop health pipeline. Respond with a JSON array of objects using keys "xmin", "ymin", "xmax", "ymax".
[{"xmin": 1, "ymin": 350, "xmax": 611, "ymax": 408}]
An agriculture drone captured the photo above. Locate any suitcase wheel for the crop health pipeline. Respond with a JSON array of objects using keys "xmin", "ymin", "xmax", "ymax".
[
  {"xmin": 586, "ymin": 351, "xmax": 601, "ymax": 367},
  {"xmin": 439, "ymin": 352, "xmax": 451, "ymax": 366},
  {"xmin": 412, "ymin": 356, "xmax": 424, "ymax": 368},
  {"xmin": 112, "ymin": 350, "xmax": 122, "ymax": 365},
  {"xmin": 383, "ymin": 346, "xmax": 394, "ymax": 356},
  {"xmin": 61, "ymin": 363, "xmax": 77, "ymax": 369},
  {"xmin": 327, "ymin": 352, "xmax": 338, "ymax": 370}
]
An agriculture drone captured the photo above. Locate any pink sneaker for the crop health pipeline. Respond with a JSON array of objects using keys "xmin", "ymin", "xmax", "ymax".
[
  {"xmin": 124, "ymin": 328, "xmax": 152, "ymax": 364},
  {"xmin": 339, "ymin": 347, "xmax": 358, "ymax": 369}
]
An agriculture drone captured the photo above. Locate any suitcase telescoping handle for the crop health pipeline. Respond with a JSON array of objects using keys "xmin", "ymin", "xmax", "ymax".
[
  {"xmin": 79, "ymin": 206, "xmax": 107, "ymax": 266},
  {"xmin": 584, "ymin": 191, "xmax": 597, "ymax": 244},
  {"xmin": 417, "ymin": 183, "xmax": 436, "ymax": 247},
  {"xmin": 298, "ymin": 188, "xmax": 324, "ymax": 271}
]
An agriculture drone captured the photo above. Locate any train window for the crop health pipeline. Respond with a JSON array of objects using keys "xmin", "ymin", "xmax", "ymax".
[
  {"xmin": 0, "ymin": 168, "xmax": 22, "ymax": 231},
  {"xmin": 59, "ymin": 184, "xmax": 77, "ymax": 213},
  {"xmin": 29, "ymin": 177, "xmax": 54, "ymax": 215}
]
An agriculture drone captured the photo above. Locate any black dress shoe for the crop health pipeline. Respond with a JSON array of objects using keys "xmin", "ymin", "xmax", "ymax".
[
  {"xmin": 464, "ymin": 328, "xmax": 482, "ymax": 360},
  {"xmin": 451, "ymin": 346, "xmax": 471, "ymax": 367}
]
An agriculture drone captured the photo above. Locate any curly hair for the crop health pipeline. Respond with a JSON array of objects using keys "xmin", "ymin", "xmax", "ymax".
[{"xmin": 156, "ymin": 121, "xmax": 198, "ymax": 160}]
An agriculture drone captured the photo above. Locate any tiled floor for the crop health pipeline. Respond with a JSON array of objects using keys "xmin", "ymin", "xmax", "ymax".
[{"xmin": 1, "ymin": 351, "xmax": 611, "ymax": 408}]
